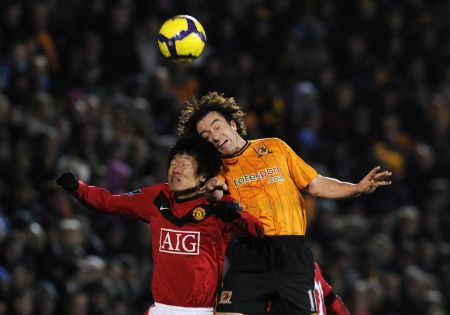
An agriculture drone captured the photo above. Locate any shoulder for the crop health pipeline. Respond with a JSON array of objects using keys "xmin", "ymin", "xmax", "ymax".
[
  {"xmin": 249, "ymin": 137, "xmax": 281, "ymax": 145},
  {"xmin": 152, "ymin": 183, "xmax": 169, "ymax": 190},
  {"xmin": 135, "ymin": 183, "xmax": 170, "ymax": 195},
  {"xmin": 249, "ymin": 138, "xmax": 290, "ymax": 153},
  {"xmin": 250, "ymin": 137, "xmax": 288, "ymax": 147}
]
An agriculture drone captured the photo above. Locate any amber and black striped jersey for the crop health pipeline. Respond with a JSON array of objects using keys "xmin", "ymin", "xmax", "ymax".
[{"xmin": 218, "ymin": 138, "xmax": 318, "ymax": 236}]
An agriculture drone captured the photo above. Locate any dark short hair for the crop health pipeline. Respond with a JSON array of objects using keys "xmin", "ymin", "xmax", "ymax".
[
  {"xmin": 167, "ymin": 136, "xmax": 222, "ymax": 180},
  {"xmin": 178, "ymin": 91, "xmax": 246, "ymax": 137}
]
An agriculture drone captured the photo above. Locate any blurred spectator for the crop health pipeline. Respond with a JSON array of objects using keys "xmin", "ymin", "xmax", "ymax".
[
  {"xmin": 7, "ymin": 287, "xmax": 34, "ymax": 315},
  {"xmin": 34, "ymin": 281, "xmax": 58, "ymax": 315},
  {"xmin": 0, "ymin": 1, "xmax": 448, "ymax": 314}
]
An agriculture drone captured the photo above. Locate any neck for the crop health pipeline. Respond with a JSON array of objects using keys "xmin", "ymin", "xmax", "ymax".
[
  {"xmin": 236, "ymin": 137, "xmax": 247, "ymax": 151},
  {"xmin": 173, "ymin": 186, "xmax": 200, "ymax": 199},
  {"xmin": 225, "ymin": 137, "xmax": 247, "ymax": 157}
]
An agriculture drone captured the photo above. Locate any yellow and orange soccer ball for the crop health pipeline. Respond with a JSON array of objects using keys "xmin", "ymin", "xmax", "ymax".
[{"xmin": 157, "ymin": 15, "xmax": 207, "ymax": 63}]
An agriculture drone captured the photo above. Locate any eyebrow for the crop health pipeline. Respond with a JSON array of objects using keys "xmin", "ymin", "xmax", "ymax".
[
  {"xmin": 199, "ymin": 118, "xmax": 221, "ymax": 136},
  {"xmin": 171, "ymin": 155, "xmax": 195, "ymax": 164}
]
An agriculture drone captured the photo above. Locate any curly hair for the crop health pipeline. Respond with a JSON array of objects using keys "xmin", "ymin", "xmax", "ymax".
[
  {"xmin": 177, "ymin": 91, "xmax": 247, "ymax": 137},
  {"xmin": 167, "ymin": 136, "xmax": 222, "ymax": 180}
]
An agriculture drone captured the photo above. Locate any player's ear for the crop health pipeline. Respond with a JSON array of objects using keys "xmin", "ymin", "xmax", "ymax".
[{"xmin": 230, "ymin": 120, "xmax": 238, "ymax": 132}]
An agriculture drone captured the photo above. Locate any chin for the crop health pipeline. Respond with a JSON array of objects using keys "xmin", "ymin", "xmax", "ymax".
[
  {"xmin": 219, "ymin": 148, "xmax": 229, "ymax": 156},
  {"xmin": 169, "ymin": 185, "xmax": 181, "ymax": 192}
]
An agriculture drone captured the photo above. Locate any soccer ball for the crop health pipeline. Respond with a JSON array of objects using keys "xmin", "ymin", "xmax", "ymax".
[{"xmin": 157, "ymin": 15, "xmax": 207, "ymax": 63}]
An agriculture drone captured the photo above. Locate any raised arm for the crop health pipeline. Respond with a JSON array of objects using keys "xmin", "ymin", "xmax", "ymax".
[
  {"xmin": 56, "ymin": 172, "xmax": 150, "ymax": 222},
  {"xmin": 307, "ymin": 166, "xmax": 392, "ymax": 199}
]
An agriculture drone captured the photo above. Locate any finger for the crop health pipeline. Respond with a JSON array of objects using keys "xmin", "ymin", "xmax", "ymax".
[
  {"xmin": 367, "ymin": 166, "xmax": 381, "ymax": 177},
  {"xmin": 208, "ymin": 178, "xmax": 219, "ymax": 185},
  {"xmin": 199, "ymin": 182, "xmax": 211, "ymax": 193},
  {"xmin": 374, "ymin": 170, "xmax": 392, "ymax": 179},
  {"xmin": 375, "ymin": 180, "xmax": 392, "ymax": 186},
  {"xmin": 212, "ymin": 181, "xmax": 228, "ymax": 191}
]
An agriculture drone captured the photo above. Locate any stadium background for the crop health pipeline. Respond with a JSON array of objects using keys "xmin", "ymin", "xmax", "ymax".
[{"xmin": 0, "ymin": 0, "xmax": 449, "ymax": 314}]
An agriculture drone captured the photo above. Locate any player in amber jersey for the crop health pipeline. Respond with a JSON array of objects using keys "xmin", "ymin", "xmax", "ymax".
[
  {"xmin": 56, "ymin": 136, "xmax": 264, "ymax": 315},
  {"xmin": 178, "ymin": 91, "xmax": 391, "ymax": 315},
  {"xmin": 210, "ymin": 137, "xmax": 317, "ymax": 236}
]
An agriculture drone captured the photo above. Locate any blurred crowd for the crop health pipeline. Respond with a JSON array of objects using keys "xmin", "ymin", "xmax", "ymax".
[{"xmin": 0, "ymin": 0, "xmax": 449, "ymax": 314}]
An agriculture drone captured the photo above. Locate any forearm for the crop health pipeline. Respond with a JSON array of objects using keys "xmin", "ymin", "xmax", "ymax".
[
  {"xmin": 308, "ymin": 175, "xmax": 362, "ymax": 199},
  {"xmin": 74, "ymin": 181, "xmax": 115, "ymax": 211},
  {"xmin": 74, "ymin": 182, "xmax": 145, "ymax": 219},
  {"xmin": 232, "ymin": 211, "xmax": 264, "ymax": 238}
]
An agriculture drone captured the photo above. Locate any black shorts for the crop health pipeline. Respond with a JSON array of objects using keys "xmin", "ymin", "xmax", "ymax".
[{"xmin": 216, "ymin": 236, "xmax": 316, "ymax": 315}]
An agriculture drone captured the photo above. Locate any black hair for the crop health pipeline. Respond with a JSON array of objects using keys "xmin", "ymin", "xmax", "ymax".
[{"xmin": 167, "ymin": 136, "xmax": 222, "ymax": 180}]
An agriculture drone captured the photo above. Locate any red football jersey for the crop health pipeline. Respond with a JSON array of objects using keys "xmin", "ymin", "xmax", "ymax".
[{"xmin": 74, "ymin": 182, "xmax": 263, "ymax": 307}]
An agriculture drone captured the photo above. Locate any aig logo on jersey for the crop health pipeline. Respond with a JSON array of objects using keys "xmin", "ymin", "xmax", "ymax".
[{"xmin": 159, "ymin": 228, "xmax": 200, "ymax": 255}]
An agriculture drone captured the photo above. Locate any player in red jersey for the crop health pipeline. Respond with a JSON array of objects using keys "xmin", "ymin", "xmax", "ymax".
[
  {"xmin": 267, "ymin": 262, "xmax": 350, "ymax": 315},
  {"xmin": 56, "ymin": 136, "xmax": 264, "ymax": 315},
  {"xmin": 313, "ymin": 263, "xmax": 350, "ymax": 315}
]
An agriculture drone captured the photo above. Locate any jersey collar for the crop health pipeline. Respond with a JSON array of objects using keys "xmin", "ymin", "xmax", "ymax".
[{"xmin": 224, "ymin": 140, "xmax": 250, "ymax": 159}]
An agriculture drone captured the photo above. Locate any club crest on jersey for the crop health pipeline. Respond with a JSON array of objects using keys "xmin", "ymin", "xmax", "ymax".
[
  {"xmin": 192, "ymin": 207, "xmax": 206, "ymax": 221},
  {"xmin": 218, "ymin": 291, "xmax": 233, "ymax": 304},
  {"xmin": 253, "ymin": 144, "xmax": 270, "ymax": 156}
]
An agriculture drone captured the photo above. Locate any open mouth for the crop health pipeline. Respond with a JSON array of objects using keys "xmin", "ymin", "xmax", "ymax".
[{"xmin": 217, "ymin": 139, "xmax": 227, "ymax": 149}]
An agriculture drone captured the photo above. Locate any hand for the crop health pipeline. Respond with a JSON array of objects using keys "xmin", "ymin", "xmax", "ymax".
[
  {"xmin": 212, "ymin": 201, "xmax": 241, "ymax": 222},
  {"xmin": 358, "ymin": 166, "xmax": 392, "ymax": 194},
  {"xmin": 56, "ymin": 172, "xmax": 79, "ymax": 192},
  {"xmin": 200, "ymin": 178, "xmax": 228, "ymax": 202}
]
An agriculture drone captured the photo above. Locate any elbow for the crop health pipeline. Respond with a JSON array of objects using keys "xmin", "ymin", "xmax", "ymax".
[
  {"xmin": 306, "ymin": 176, "xmax": 322, "ymax": 197},
  {"xmin": 307, "ymin": 184, "xmax": 321, "ymax": 197},
  {"xmin": 308, "ymin": 188, "xmax": 320, "ymax": 198}
]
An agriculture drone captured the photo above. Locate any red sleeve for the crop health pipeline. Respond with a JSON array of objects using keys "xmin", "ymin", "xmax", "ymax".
[
  {"xmin": 73, "ymin": 181, "xmax": 151, "ymax": 222},
  {"xmin": 221, "ymin": 195, "xmax": 264, "ymax": 238},
  {"xmin": 315, "ymin": 263, "xmax": 350, "ymax": 315}
]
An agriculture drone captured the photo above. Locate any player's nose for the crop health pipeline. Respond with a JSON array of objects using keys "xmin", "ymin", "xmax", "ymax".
[
  {"xmin": 211, "ymin": 132, "xmax": 221, "ymax": 142},
  {"xmin": 171, "ymin": 166, "xmax": 182, "ymax": 174}
]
